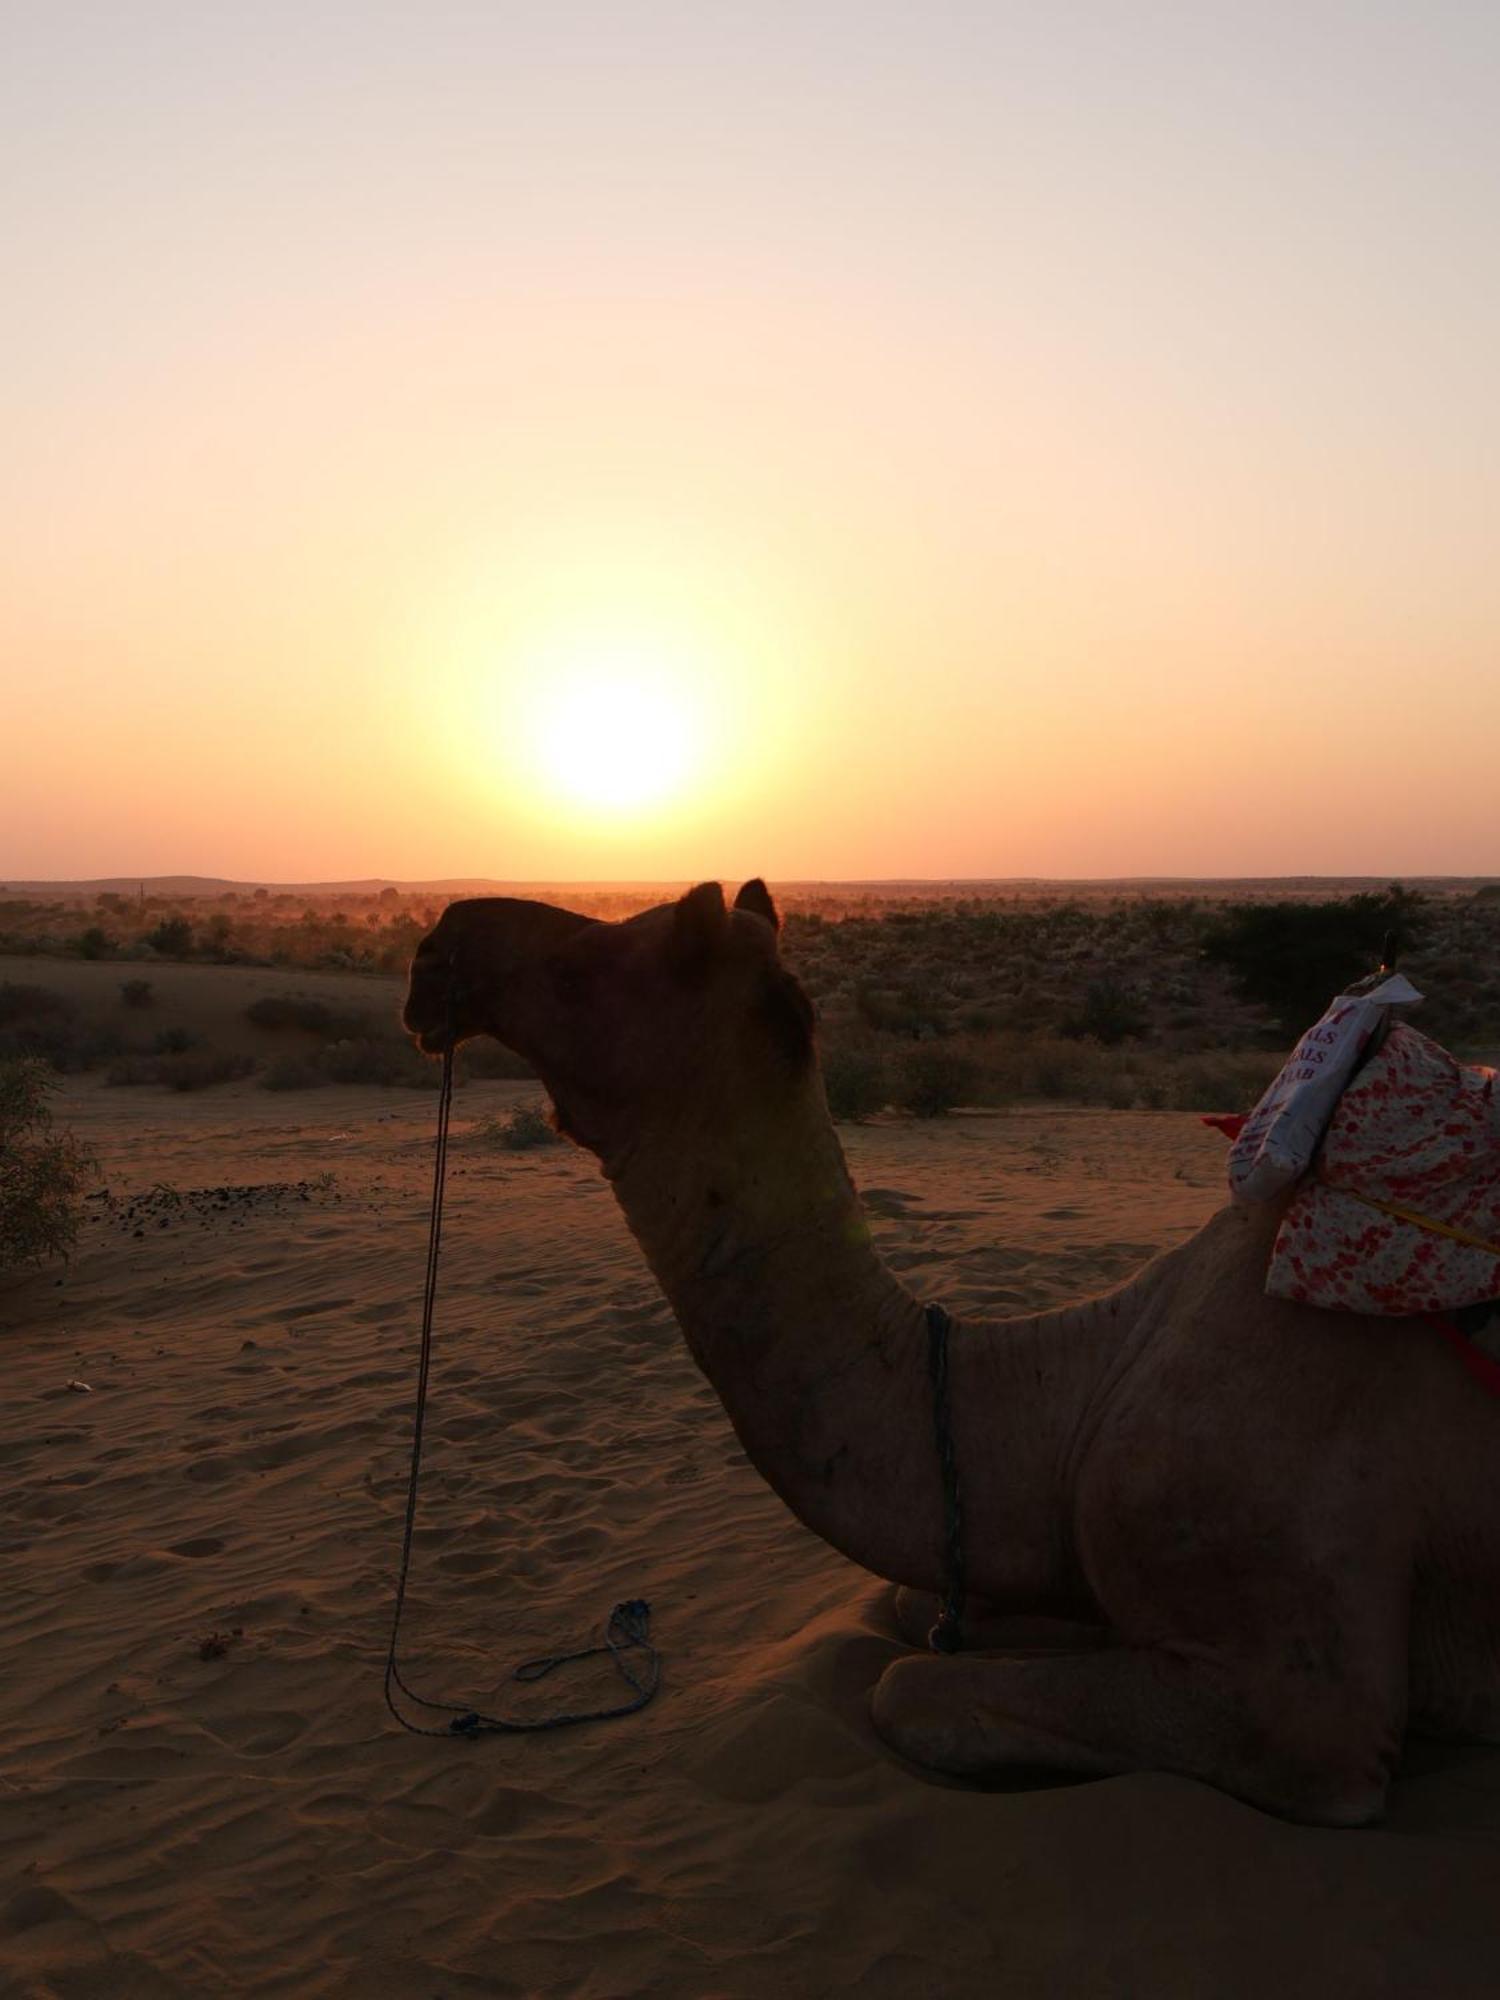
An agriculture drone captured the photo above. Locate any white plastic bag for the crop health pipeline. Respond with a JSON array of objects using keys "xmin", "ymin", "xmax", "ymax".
[{"xmin": 1228, "ymin": 973, "xmax": 1423, "ymax": 1204}]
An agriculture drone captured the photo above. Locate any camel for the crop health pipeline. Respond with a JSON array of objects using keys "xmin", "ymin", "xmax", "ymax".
[{"xmin": 402, "ymin": 880, "xmax": 1500, "ymax": 1826}]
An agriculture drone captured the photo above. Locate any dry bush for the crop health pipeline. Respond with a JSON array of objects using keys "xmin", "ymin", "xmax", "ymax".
[
  {"xmin": 261, "ymin": 1054, "xmax": 324, "ymax": 1091},
  {"xmin": 456, "ymin": 1040, "xmax": 536, "ymax": 1081},
  {"xmin": 107, "ymin": 1049, "xmax": 257, "ymax": 1091},
  {"xmin": 317, "ymin": 1037, "xmax": 437, "ymax": 1087},
  {"xmin": 0, "ymin": 1059, "xmax": 95, "ymax": 1271},
  {"xmin": 472, "ymin": 1101, "xmax": 558, "ymax": 1150},
  {"xmin": 259, "ymin": 1035, "xmax": 438, "ymax": 1090},
  {"xmin": 245, "ymin": 994, "xmax": 367, "ymax": 1039}
]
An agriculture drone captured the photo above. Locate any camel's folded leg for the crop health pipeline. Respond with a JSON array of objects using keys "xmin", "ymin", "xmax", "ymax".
[{"xmin": 871, "ymin": 1645, "xmax": 1400, "ymax": 1826}]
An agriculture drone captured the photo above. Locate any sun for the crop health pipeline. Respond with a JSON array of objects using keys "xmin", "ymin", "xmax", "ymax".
[{"xmin": 522, "ymin": 645, "xmax": 699, "ymax": 816}]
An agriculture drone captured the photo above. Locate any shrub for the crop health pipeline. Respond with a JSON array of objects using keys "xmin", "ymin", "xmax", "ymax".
[
  {"xmin": 152, "ymin": 1026, "xmax": 201, "ymax": 1055},
  {"xmin": 245, "ymin": 994, "xmax": 366, "ymax": 1039},
  {"xmin": 473, "ymin": 1101, "xmax": 558, "ymax": 1149},
  {"xmin": 144, "ymin": 916, "xmax": 194, "ymax": 956},
  {"xmin": 77, "ymin": 926, "xmax": 115, "ymax": 959},
  {"xmin": 0, "ymin": 984, "xmax": 121, "ymax": 1072},
  {"xmin": 0, "ymin": 982, "xmax": 69, "ymax": 1027},
  {"xmin": 895, "ymin": 1045, "xmax": 980, "ymax": 1117},
  {"xmin": 456, "ymin": 1039, "xmax": 536, "ymax": 1081},
  {"xmin": 163, "ymin": 1051, "xmax": 256, "ymax": 1091},
  {"xmin": 257, "ymin": 1034, "xmax": 437, "ymax": 1089},
  {"xmin": 317, "ymin": 1036, "xmax": 435, "ymax": 1087},
  {"xmin": 1060, "ymin": 978, "xmax": 1147, "ymax": 1046},
  {"xmin": 119, "ymin": 978, "xmax": 154, "ymax": 1009},
  {"xmin": 0, "ymin": 1059, "xmax": 95, "ymax": 1271},
  {"xmin": 261, "ymin": 1054, "xmax": 324, "ymax": 1091},
  {"xmin": 107, "ymin": 1049, "xmax": 256, "ymax": 1090},
  {"xmin": 821, "ymin": 1043, "xmax": 888, "ymax": 1122}
]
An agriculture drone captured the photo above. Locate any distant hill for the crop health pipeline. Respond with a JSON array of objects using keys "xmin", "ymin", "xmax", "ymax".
[{"xmin": 3, "ymin": 873, "xmax": 1498, "ymax": 901}]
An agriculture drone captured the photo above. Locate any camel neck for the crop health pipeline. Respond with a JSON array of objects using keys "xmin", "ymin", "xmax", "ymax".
[{"xmin": 602, "ymin": 1086, "xmax": 1111, "ymax": 1604}]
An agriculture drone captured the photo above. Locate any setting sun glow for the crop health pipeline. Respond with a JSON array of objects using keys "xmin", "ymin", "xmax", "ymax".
[{"xmin": 526, "ymin": 655, "xmax": 697, "ymax": 815}]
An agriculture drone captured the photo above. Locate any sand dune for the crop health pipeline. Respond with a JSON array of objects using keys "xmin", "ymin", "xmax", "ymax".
[{"xmin": 5, "ymin": 1082, "xmax": 1500, "ymax": 1997}]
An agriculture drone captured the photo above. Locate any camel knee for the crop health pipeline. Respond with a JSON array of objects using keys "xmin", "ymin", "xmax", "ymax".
[{"xmin": 1250, "ymin": 1725, "xmax": 1395, "ymax": 1827}]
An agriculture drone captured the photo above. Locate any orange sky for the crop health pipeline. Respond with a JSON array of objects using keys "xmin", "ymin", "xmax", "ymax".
[{"xmin": 3, "ymin": 5, "xmax": 1498, "ymax": 881}]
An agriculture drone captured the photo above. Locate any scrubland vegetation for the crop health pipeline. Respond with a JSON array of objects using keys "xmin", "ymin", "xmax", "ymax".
[
  {"xmin": 0, "ymin": 1059, "xmax": 95, "ymax": 1271},
  {"xmin": 0, "ymin": 880, "xmax": 1497, "ymax": 1118}
]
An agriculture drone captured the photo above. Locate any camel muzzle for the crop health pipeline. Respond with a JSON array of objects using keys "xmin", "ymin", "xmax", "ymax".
[{"xmin": 402, "ymin": 899, "xmax": 599, "ymax": 1057}]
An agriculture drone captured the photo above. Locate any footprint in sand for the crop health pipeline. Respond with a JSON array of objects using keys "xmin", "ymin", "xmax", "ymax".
[
  {"xmin": 202, "ymin": 1711, "xmax": 307, "ymax": 1756},
  {"xmin": 861, "ymin": 1187, "xmax": 918, "ymax": 1218},
  {"xmin": 185, "ymin": 1455, "xmax": 235, "ymax": 1483},
  {"xmin": 3, "ymin": 1883, "xmax": 79, "ymax": 1936}
]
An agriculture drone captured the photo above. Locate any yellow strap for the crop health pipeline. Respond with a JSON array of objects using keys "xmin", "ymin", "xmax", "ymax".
[{"xmin": 1339, "ymin": 1188, "xmax": 1500, "ymax": 1259}]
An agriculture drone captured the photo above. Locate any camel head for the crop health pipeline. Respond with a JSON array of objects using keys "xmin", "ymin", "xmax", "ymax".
[{"xmin": 402, "ymin": 880, "xmax": 815, "ymax": 1158}]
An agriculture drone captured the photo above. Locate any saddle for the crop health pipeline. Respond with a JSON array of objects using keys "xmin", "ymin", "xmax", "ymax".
[{"xmin": 1264, "ymin": 1021, "xmax": 1500, "ymax": 1333}]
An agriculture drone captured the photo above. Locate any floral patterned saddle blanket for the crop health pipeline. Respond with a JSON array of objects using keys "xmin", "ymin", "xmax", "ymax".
[{"xmin": 1259, "ymin": 1022, "xmax": 1500, "ymax": 1351}]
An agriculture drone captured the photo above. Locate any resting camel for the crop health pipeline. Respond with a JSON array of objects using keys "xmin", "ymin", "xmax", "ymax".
[{"xmin": 402, "ymin": 880, "xmax": 1500, "ymax": 1826}]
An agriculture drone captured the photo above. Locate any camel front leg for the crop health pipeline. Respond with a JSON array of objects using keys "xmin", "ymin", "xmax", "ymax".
[
  {"xmin": 889, "ymin": 1585, "xmax": 1110, "ymax": 1654},
  {"xmin": 870, "ymin": 1646, "xmax": 1399, "ymax": 1826}
]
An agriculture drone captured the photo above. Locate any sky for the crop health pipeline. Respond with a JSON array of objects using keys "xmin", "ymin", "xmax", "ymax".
[{"xmin": 3, "ymin": 1, "xmax": 1498, "ymax": 882}]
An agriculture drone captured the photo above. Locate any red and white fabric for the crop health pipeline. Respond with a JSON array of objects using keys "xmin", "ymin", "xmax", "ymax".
[{"xmin": 1266, "ymin": 1023, "xmax": 1500, "ymax": 1316}]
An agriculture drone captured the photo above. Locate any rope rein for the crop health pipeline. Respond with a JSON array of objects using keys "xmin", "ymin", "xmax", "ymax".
[
  {"xmin": 925, "ymin": 1301, "xmax": 967, "ymax": 1653},
  {"xmin": 383, "ymin": 964, "xmax": 966, "ymax": 1735},
  {"xmin": 382, "ymin": 995, "xmax": 661, "ymax": 1739}
]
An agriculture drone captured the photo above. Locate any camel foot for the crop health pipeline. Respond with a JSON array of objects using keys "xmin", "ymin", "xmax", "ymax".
[{"xmin": 869, "ymin": 1648, "xmax": 1395, "ymax": 1826}]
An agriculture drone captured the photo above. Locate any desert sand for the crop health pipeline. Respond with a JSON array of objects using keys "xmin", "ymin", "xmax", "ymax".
[{"xmin": 5, "ymin": 1079, "xmax": 1500, "ymax": 1998}]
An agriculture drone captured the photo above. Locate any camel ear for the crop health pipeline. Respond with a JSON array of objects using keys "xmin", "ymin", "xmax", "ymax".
[
  {"xmin": 670, "ymin": 881, "xmax": 728, "ymax": 972},
  {"xmin": 733, "ymin": 878, "xmax": 780, "ymax": 933}
]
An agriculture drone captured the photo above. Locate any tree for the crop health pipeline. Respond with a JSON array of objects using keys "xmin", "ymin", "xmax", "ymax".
[
  {"xmin": 1201, "ymin": 889, "xmax": 1424, "ymax": 1038},
  {"xmin": 144, "ymin": 915, "xmax": 193, "ymax": 956}
]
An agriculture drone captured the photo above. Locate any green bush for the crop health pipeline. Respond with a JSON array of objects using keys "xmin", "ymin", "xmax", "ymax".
[
  {"xmin": 0, "ymin": 1059, "xmax": 95, "ymax": 1271},
  {"xmin": 144, "ymin": 916, "xmax": 194, "ymax": 956},
  {"xmin": 895, "ymin": 1045, "xmax": 980, "ymax": 1117},
  {"xmin": 820, "ymin": 1043, "xmax": 888, "ymax": 1122},
  {"xmin": 1060, "ymin": 977, "xmax": 1147, "ymax": 1046},
  {"xmin": 1201, "ymin": 889, "xmax": 1424, "ymax": 1036}
]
